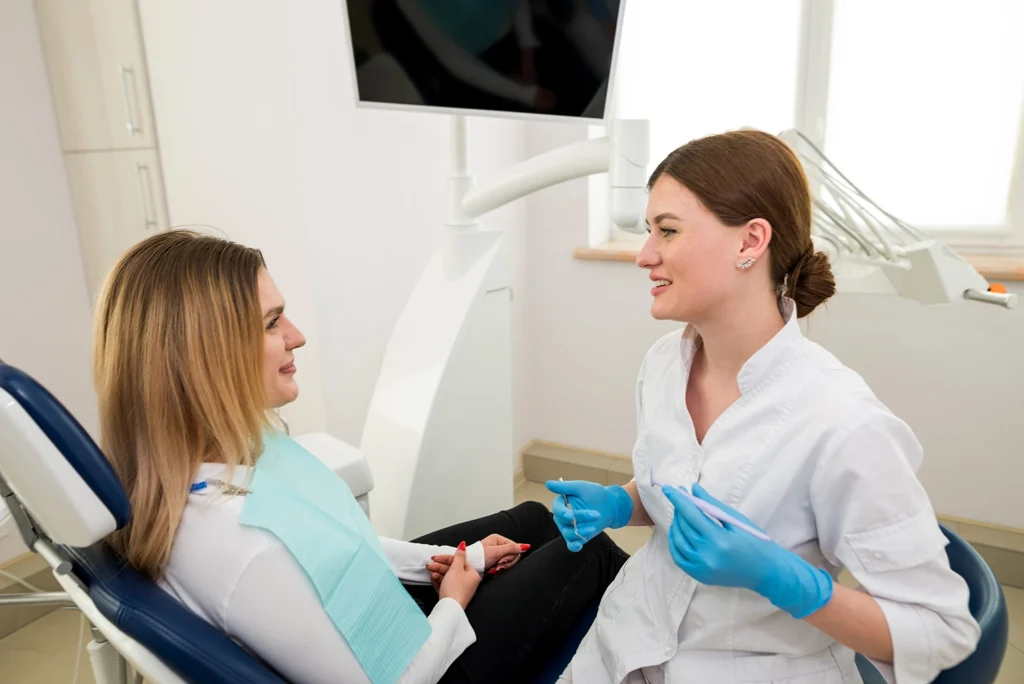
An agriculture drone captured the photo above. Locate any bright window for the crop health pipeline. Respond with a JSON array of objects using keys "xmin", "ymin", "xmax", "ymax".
[
  {"xmin": 823, "ymin": 0, "xmax": 1024, "ymax": 230},
  {"xmin": 595, "ymin": 0, "xmax": 804, "ymax": 242},
  {"xmin": 593, "ymin": 0, "xmax": 1024, "ymax": 248},
  {"xmin": 612, "ymin": 0, "xmax": 804, "ymax": 168}
]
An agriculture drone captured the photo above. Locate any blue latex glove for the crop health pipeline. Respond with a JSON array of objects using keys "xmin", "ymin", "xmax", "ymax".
[
  {"xmin": 663, "ymin": 483, "xmax": 833, "ymax": 619},
  {"xmin": 545, "ymin": 479, "xmax": 633, "ymax": 552}
]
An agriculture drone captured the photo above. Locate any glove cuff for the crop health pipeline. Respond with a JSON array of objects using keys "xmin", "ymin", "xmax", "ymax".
[
  {"xmin": 769, "ymin": 564, "xmax": 835, "ymax": 620},
  {"xmin": 605, "ymin": 485, "xmax": 633, "ymax": 529}
]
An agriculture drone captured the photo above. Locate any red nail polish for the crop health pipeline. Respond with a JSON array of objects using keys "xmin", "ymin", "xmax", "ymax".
[
  {"xmin": 458, "ymin": 541, "xmax": 466, "ymax": 551},
  {"xmin": 520, "ymin": 544, "xmax": 530, "ymax": 551},
  {"xmin": 487, "ymin": 568, "xmax": 498, "ymax": 575}
]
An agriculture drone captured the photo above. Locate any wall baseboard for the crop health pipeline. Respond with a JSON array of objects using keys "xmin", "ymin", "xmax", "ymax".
[
  {"xmin": 521, "ymin": 439, "xmax": 633, "ymax": 487},
  {"xmin": 520, "ymin": 440, "xmax": 1024, "ymax": 589}
]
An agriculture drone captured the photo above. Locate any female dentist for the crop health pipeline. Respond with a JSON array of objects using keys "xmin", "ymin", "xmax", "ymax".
[{"xmin": 547, "ymin": 130, "xmax": 980, "ymax": 684}]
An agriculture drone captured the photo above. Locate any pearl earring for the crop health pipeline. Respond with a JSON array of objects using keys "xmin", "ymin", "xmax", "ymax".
[{"xmin": 737, "ymin": 257, "xmax": 756, "ymax": 270}]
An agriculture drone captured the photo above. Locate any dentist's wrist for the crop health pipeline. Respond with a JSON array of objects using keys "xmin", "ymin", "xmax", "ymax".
[
  {"xmin": 760, "ymin": 556, "xmax": 834, "ymax": 620},
  {"xmin": 606, "ymin": 485, "xmax": 633, "ymax": 529}
]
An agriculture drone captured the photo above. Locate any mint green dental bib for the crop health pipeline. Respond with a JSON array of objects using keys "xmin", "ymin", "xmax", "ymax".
[{"xmin": 238, "ymin": 430, "xmax": 431, "ymax": 684}]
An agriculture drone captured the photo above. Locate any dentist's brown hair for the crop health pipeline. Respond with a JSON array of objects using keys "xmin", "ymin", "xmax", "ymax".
[{"xmin": 648, "ymin": 129, "xmax": 835, "ymax": 317}]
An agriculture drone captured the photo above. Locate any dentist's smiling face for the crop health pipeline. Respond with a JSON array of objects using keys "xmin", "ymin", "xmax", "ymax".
[
  {"xmin": 258, "ymin": 269, "xmax": 306, "ymax": 408},
  {"xmin": 637, "ymin": 176, "xmax": 747, "ymax": 323}
]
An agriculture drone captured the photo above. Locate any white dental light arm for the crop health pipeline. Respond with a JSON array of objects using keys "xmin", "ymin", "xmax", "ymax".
[{"xmin": 781, "ymin": 129, "xmax": 1017, "ymax": 310}]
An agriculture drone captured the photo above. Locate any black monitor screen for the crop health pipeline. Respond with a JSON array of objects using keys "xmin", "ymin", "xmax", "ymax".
[{"xmin": 344, "ymin": 0, "xmax": 623, "ymax": 120}]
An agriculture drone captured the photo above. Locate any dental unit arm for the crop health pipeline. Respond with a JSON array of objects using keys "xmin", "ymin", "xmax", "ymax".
[
  {"xmin": 361, "ymin": 117, "xmax": 649, "ymax": 540},
  {"xmin": 780, "ymin": 129, "xmax": 1017, "ymax": 310}
]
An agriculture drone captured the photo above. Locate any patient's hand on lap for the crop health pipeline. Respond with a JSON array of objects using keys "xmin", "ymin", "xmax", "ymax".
[
  {"xmin": 480, "ymin": 533, "xmax": 529, "ymax": 572},
  {"xmin": 428, "ymin": 534, "xmax": 528, "ymax": 590},
  {"xmin": 437, "ymin": 543, "xmax": 481, "ymax": 609}
]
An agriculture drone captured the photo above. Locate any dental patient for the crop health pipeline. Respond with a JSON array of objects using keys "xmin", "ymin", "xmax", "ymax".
[{"xmin": 92, "ymin": 230, "xmax": 627, "ymax": 684}]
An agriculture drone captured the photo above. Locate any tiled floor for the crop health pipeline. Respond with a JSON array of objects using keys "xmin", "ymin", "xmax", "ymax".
[{"xmin": 1, "ymin": 482, "xmax": 1021, "ymax": 683}]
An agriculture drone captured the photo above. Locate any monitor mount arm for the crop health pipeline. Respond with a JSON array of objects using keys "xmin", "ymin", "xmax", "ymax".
[{"xmin": 447, "ymin": 115, "xmax": 649, "ymax": 228}]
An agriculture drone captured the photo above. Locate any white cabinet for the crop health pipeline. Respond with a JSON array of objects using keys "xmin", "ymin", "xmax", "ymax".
[
  {"xmin": 35, "ymin": 0, "xmax": 157, "ymax": 151},
  {"xmin": 34, "ymin": 0, "xmax": 170, "ymax": 301},
  {"xmin": 64, "ymin": 149, "xmax": 168, "ymax": 298}
]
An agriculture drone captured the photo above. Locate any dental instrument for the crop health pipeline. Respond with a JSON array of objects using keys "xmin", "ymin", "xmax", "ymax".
[
  {"xmin": 546, "ymin": 478, "xmax": 633, "ymax": 551},
  {"xmin": 652, "ymin": 480, "xmax": 771, "ymax": 542},
  {"xmin": 559, "ymin": 477, "xmax": 587, "ymax": 545}
]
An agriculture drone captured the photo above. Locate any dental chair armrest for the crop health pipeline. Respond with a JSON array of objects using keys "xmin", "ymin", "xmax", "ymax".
[{"xmin": 293, "ymin": 432, "xmax": 374, "ymax": 498}]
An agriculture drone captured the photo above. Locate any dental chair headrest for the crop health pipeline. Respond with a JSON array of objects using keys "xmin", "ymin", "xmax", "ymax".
[{"xmin": 0, "ymin": 363, "xmax": 130, "ymax": 547}]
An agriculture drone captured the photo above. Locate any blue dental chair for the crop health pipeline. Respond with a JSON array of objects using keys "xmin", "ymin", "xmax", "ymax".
[
  {"xmin": 0, "ymin": 361, "xmax": 594, "ymax": 683},
  {"xmin": 855, "ymin": 522, "xmax": 1010, "ymax": 684},
  {"xmin": 0, "ymin": 362, "xmax": 287, "ymax": 683}
]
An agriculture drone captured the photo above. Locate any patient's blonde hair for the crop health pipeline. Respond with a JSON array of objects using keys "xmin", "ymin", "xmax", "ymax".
[{"xmin": 93, "ymin": 230, "xmax": 270, "ymax": 579}]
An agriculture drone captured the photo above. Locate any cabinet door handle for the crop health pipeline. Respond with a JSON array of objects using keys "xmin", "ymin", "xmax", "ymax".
[
  {"xmin": 119, "ymin": 65, "xmax": 143, "ymax": 136},
  {"xmin": 135, "ymin": 163, "xmax": 159, "ymax": 232}
]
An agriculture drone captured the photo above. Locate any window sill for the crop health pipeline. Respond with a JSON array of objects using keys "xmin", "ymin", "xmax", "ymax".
[{"xmin": 573, "ymin": 242, "xmax": 1024, "ymax": 283}]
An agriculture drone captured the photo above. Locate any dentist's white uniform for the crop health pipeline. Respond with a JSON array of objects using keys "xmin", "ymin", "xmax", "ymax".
[{"xmin": 562, "ymin": 299, "xmax": 980, "ymax": 684}]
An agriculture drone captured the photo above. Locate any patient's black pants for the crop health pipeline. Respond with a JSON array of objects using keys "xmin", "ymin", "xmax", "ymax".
[{"xmin": 403, "ymin": 500, "xmax": 628, "ymax": 684}]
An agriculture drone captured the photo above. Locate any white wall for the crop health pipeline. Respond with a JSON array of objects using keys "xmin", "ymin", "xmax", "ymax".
[
  {"xmin": 806, "ymin": 290, "xmax": 1024, "ymax": 529},
  {"xmin": 520, "ymin": 123, "xmax": 677, "ymax": 453},
  {"xmin": 138, "ymin": 0, "xmax": 330, "ymax": 437},
  {"xmin": 0, "ymin": 0, "xmax": 97, "ymax": 437},
  {"xmin": 138, "ymin": 0, "xmax": 530, "ymax": 459},
  {"xmin": 520, "ymin": 122, "xmax": 1024, "ymax": 530}
]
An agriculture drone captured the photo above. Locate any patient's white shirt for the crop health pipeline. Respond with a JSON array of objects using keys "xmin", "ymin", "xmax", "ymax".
[{"xmin": 158, "ymin": 463, "xmax": 487, "ymax": 684}]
